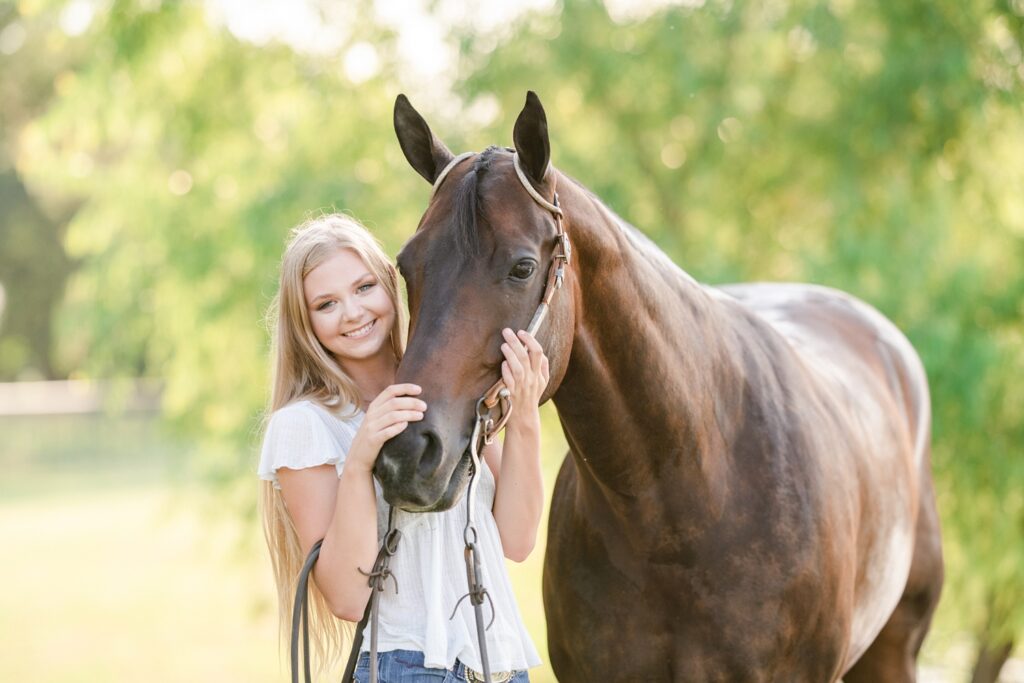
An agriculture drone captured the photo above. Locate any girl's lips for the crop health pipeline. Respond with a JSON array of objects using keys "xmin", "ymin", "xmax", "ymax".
[{"xmin": 342, "ymin": 319, "xmax": 376, "ymax": 338}]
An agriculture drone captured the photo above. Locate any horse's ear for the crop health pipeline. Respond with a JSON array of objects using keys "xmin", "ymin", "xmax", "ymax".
[
  {"xmin": 513, "ymin": 91, "xmax": 551, "ymax": 188},
  {"xmin": 394, "ymin": 94, "xmax": 454, "ymax": 184}
]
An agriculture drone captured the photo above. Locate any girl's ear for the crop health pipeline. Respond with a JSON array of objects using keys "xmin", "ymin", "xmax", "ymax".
[{"xmin": 394, "ymin": 94, "xmax": 455, "ymax": 184}]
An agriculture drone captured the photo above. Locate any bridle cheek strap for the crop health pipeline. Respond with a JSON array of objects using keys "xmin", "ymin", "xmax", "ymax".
[{"xmin": 481, "ymin": 156, "xmax": 570, "ymax": 440}]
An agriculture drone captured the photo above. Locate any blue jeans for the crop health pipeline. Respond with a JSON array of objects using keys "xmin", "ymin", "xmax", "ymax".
[{"xmin": 352, "ymin": 649, "xmax": 530, "ymax": 683}]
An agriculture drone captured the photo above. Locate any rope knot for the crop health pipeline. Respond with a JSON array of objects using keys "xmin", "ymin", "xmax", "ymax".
[{"xmin": 359, "ymin": 564, "xmax": 399, "ymax": 594}]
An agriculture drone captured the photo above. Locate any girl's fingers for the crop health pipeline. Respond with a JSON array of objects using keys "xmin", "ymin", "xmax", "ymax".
[
  {"xmin": 502, "ymin": 328, "xmax": 530, "ymax": 364},
  {"xmin": 502, "ymin": 342, "xmax": 525, "ymax": 380},
  {"xmin": 512, "ymin": 336, "xmax": 531, "ymax": 366},
  {"xmin": 379, "ymin": 410, "xmax": 424, "ymax": 427},
  {"xmin": 519, "ymin": 331, "xmax": 544, "ymax": 373},
  {"xmin": 518, "ymin": 330, "xmax": 543, "ymax": 352},
  {"xmin": 382, "ymin": 396, "xmax": 427, "ymax": 413},
  {"xmin": 374, "ymin": 407, "xmax": 423, "ymax": 426},
  {"xmin": 368, "ymin": 384, "xmax": 420, "ymax": 410},
  {"xmin": 378, "ymin": 383, "xmax": 422, "ymax": 401},
  {"xmin": 501, "ymin": 360, "xmax": 516, "ymax": 392},
  {"xmin": 367, "ymin": 397, "xmax": 425, "ymax": 421},
  {"xmin": 381, "ymin": 421, "xmax": 409, "ymax": 439}
]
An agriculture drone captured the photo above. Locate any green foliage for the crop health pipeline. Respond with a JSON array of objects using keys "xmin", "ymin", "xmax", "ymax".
[
  {"xmin": 14, "ymin": 0, "xmax": 427, "ymax": 478},
  {"xmin": 5, "ymin": 0, "xmax": 1024, "ymax": 670}
]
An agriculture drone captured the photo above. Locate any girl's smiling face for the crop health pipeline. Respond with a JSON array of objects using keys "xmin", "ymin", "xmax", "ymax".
[{"xmin": 303, "ymin": 248, "xmax": 396, "ymax": 366}]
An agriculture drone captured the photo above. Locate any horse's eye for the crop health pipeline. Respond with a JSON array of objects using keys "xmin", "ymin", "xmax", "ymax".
[{"xmin": 509, "ymin": 260, "xmax": 537, "ymax": 280}]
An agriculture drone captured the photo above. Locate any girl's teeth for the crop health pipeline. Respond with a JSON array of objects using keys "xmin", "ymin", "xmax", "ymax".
[{"xmin": 344, "ymin": 321, "xmax": 374, "ymax": 338}]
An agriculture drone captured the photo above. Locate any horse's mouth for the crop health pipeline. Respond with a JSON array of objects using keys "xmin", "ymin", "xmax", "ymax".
[{"xmin": 396, "ymin": 445, "xmax": 473, "ymax": 513}]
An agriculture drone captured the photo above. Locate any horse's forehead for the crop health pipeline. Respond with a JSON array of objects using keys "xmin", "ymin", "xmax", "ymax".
[
  {"xmin": 403, "ymin": 162, "xmax": 545, "ymax": 261},
  {"xmin": 479, "ymin": 173, "xmax": 538, "ymax": 227},
  {"xmin": 478, "ymin": 169, "xmax": 558, "ymax": 245}
]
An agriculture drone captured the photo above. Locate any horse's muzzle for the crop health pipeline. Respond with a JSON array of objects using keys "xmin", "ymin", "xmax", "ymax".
[{"xmin": 374, "ymin": 421, "xmax": 472, "ymax": 512}]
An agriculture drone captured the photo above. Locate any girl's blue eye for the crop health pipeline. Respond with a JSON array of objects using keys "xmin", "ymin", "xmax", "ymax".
[
  {"xmin": 317, "ymin": 300, "xmax": 334, "ymax": 311},
  {"xmin": 358, "ymin": 282, "xmax": 375, "ymax": 293}
]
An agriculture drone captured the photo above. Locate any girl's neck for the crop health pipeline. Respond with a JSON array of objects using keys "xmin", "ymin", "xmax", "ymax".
[{"xmin": 340, "ymin": 351, "xmax": 399, "ymax": 407}]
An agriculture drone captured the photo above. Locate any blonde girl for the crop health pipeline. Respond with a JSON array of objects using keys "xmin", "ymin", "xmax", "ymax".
[{"xmin": 258, "ymin": 213, "xmax": 546, "ymax": 682}]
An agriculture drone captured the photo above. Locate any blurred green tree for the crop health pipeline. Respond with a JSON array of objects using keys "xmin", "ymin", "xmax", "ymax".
[
  {"xmin": 0, "ymin": 1, "xmax": 84, "ymax": 379},
  {"xmin": 11, "ymin": 0, "xmax": 436, "ymax": 498}
]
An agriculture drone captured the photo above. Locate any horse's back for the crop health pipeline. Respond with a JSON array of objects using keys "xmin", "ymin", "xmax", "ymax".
[{"xmin": 713, "ymin": 281, "xmax": 930, "ymax": 468}]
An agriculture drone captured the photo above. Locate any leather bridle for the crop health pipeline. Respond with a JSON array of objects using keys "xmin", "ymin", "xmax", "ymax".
[
  {"xmin": 431, "ymin": 149, "xmax": 571, "ymax": 683},
  {"xmin": 430, "ymin": 151, "xmax": 571, "ymax": 449}
]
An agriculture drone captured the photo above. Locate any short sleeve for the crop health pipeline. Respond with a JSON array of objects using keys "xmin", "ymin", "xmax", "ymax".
[{"xmin": 257, "ymin": 402, "xmax": 350, "ymax": 489}]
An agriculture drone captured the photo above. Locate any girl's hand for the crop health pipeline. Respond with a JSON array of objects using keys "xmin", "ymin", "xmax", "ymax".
[
  {"xmin": 500, "ymin": 329, "xmax": 550, "ymax": 418},
  {"xmin": 346, "ymin": 383, "xmax": 426, "ymax": 473}
]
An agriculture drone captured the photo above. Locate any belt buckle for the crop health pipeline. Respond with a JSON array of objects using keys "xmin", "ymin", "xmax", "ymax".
[{"xmin": 466, "ymin": 668, "xmax": 514, "ymax": 683}]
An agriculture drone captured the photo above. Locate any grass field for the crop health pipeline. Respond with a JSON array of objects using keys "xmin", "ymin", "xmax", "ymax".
[
  {"xmin": 1, "ymin": 409, "xmax": 1017, "ymax": 682},
  {"xmin": 0, "ymin": 409, "xmax": 563, "ymax": 683}
]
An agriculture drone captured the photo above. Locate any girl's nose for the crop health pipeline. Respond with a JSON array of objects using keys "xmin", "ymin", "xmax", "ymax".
[{"xmin": 339, "ymin": 298, "xmax": 363, "ymax": 322}]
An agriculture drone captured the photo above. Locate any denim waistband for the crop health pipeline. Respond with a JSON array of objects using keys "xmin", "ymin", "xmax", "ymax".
[{"xmin": 354, "ymin": 649, "xmax": 524, "ymax": 682}]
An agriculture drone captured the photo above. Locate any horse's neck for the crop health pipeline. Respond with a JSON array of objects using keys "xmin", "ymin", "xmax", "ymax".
[{"xmin": 552, "ymin": 182, "xmax": 742, "ymax": 518}]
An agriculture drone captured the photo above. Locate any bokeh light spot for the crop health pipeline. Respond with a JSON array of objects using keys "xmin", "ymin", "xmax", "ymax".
[
  {"xmin": 343, "ymin": 42, "xmax": 380, "ymax": 84},
  {"xmin": 0, "ymin": 21, "xmax": 27, "ymax": 55},
  {"xmin": 168, "ymin": 170, "xmax": 193, "ymax": 196}
]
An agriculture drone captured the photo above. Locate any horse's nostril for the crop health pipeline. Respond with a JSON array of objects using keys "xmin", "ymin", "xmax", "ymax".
[{"xmin": 417, "ymin": 429, "xmax": 443, "ymax": 480}]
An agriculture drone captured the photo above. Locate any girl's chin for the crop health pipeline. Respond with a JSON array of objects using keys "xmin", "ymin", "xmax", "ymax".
[{"xmin": 332, "ymin": 335, "xmax": 389, "ymax": 360}]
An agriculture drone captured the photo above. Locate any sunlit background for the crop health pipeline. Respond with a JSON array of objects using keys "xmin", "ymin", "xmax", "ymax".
[{"xmin": 2, "ymin": 0, "xmax": 1023, "ymax": 681}]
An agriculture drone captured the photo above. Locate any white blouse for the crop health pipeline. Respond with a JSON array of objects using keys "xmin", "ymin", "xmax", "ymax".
[{"xmin": 257, "ymin": 400, "xmax": 541, "ymax": 674}]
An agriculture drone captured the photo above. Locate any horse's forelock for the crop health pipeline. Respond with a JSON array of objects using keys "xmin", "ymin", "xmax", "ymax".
[{"xmin": 443, "ymin": 145, "xmax": 506, "ymax": 259}]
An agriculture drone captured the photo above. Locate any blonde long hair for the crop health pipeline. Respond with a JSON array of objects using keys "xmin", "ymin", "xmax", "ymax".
[{"xmin": 259, "ymin": 213, "xmax": 407, "ymax": 676}]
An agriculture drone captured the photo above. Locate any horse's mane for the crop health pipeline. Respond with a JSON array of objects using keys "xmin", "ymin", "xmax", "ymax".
[{"xmin": 566, "ymin": 175, "xmax": 703, "ymax": 292}]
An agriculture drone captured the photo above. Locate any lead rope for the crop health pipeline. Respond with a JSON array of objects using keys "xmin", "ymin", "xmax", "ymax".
[
  {"xmin": 358, "ymin": 508, "xmax": 401, "ymax": 683},
  {"xmin": 289, "ymin": 508, "xmax": 401, "ymax": 683},
  {"xmin": 449, "ymin": 401, "xmax": 503, "ymax": 682}
]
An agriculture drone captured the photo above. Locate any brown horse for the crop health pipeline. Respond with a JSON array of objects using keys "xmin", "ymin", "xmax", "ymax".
[{"xmin": 376, "ymin": 92, "xmax": 944, "ymax": 682}]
